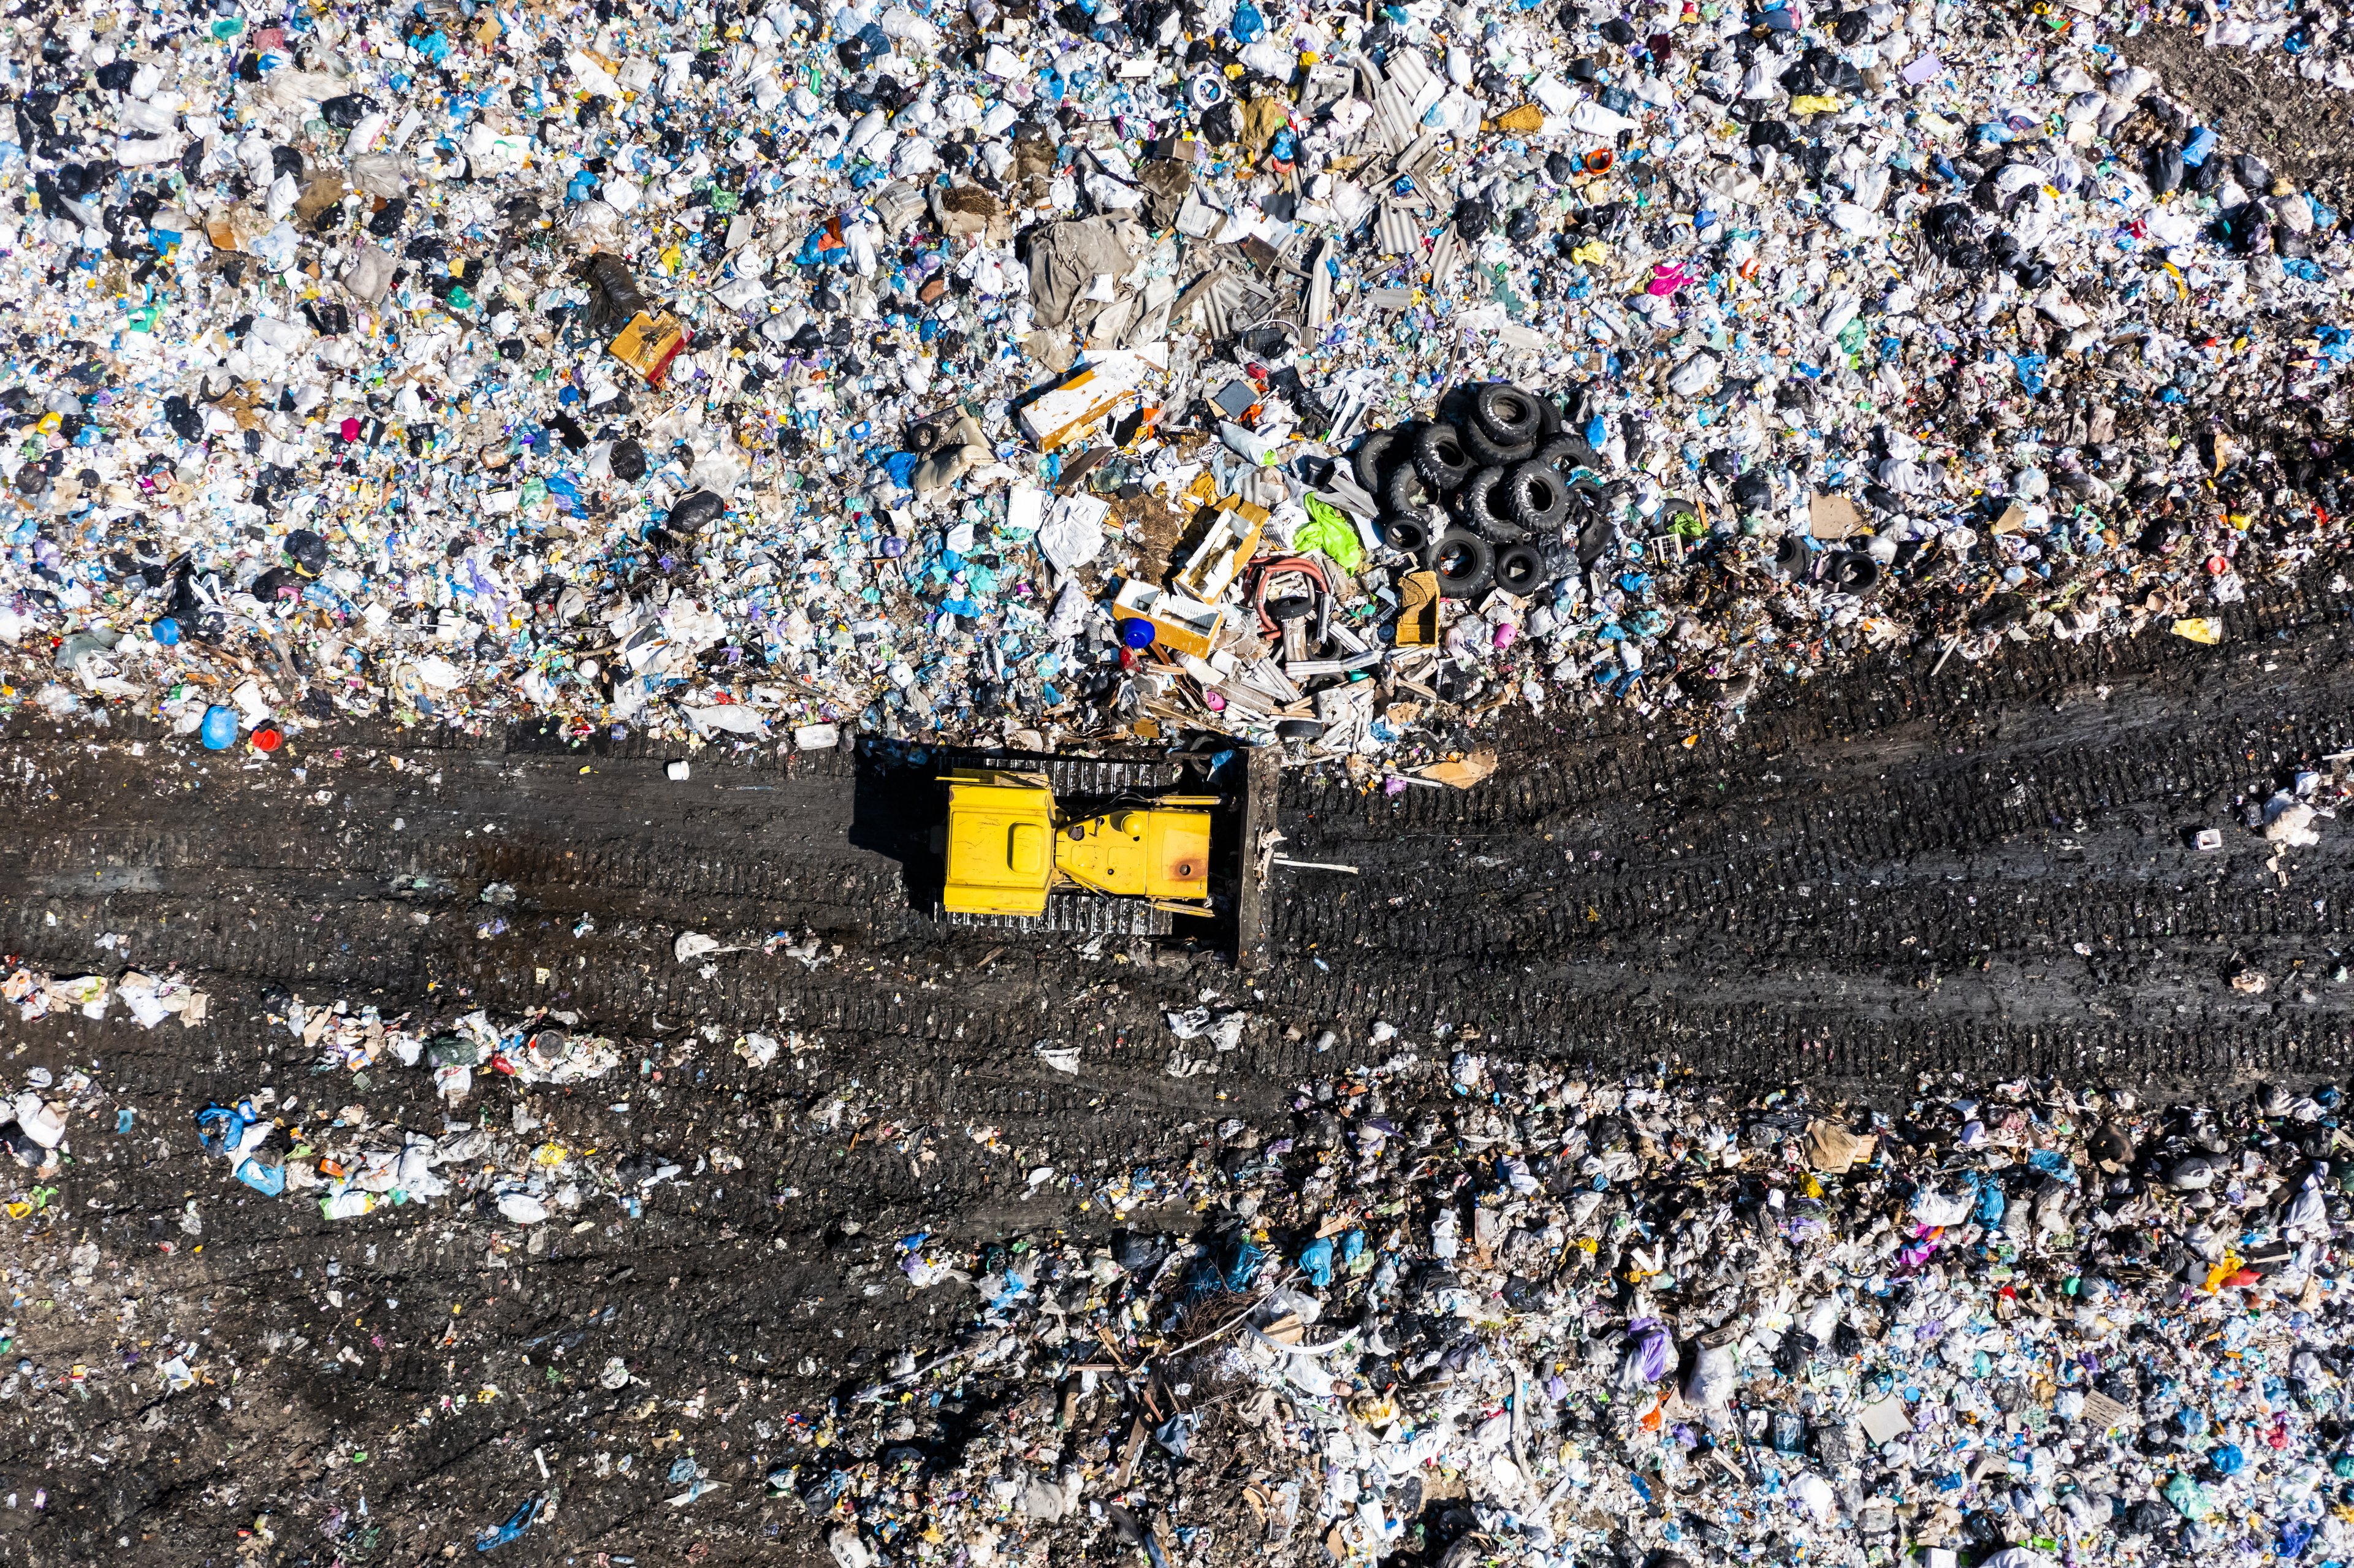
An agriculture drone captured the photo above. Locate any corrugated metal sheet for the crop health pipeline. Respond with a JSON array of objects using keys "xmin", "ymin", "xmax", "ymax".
[
  {"xmin": 1375, "ymin": 202, "xmax": 1422, "ymax": 257},
  {"xmin": 1176, "ymin": 266, "xmax": 1278, "ymax": 341},
  {"xmin": 1303, "ymin": 238, "xmax": 1333, "ymax": 329},
  {"xmin": 1392, "ymin": 131, "xmax": 1441, "ymax": 180},
  {"xmin": 1427, "ymin": 228, "xmax": 1465, "ymax": 289},
  {"xmin": 1386, "ymin": 48, "xmax": 1434, "ymax": 107},
  {"xmin": 1369, "ymin": 79, "xmax": 1419, "ymax": 154}
]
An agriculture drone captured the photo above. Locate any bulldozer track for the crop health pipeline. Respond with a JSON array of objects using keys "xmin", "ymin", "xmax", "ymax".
[{"xmin": 937, "ymin": 889, "xmax": 1179, "ymax": 937}]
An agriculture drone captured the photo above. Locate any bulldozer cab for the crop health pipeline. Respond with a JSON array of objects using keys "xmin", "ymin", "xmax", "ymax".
[{"xmin": 940, "ymin": 769, "xmax": 1057, "ymax": 918}]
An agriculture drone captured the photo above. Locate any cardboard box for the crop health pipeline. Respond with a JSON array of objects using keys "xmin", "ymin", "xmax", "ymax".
[
  {"xmin": 1017, "ymin": 349, "xmax": 1165, "ymax": 451},
  {"xmin": 1808, "ymin": 493, "xmax": 1866, "ymax": 539},
  {"xmin": 1171, "ymin": 497, "xmax": 1267, "ymax": 604},
  {"xmin": 1114, "ymin": 579, "xmax": 1225, "ymax": 660},
  {"xmin": 608, "ymin": 310, "xmax": 687, "ymax": 386}
]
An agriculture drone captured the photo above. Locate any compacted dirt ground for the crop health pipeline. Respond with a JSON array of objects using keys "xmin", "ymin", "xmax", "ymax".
[{"xmin": 1, "ymin": 567, "xmax": 2353, "ymax": 1564}]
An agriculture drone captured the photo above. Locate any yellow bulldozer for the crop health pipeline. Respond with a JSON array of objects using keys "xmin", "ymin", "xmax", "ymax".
[
  {"xmin": 940, "ymin": 766, "xmax": 1219, "ymax": 925},
  {"xmin": 886, "ymin": 745, "xmax": 1273, "ymax": 951}
]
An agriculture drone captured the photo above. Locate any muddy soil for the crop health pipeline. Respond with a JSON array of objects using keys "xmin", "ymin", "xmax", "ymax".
[
  {"xmin": 2119, "ymin": 23, "xmax": 2354, "ymax": 188},
  {"xmin": 1, "ymin": 568, "xmax": 2352, "ymax": 1563}
]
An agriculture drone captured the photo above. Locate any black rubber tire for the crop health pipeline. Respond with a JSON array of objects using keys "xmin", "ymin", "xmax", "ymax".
[
  {"xmin": 1455, "ymin": 465, "xmax": 1510, "ymax": 531},
  {"xmin": 1575, "ymin": 516, "xmax": 1614, "ymax": 567},
  {"xmin": 1412, "ymin": 422, "xmax": 1475, "ymax": 495},
  {"xmin": 1471, "ymin": 384, "xmax": 1546, "ymax": 447},
  {"xmin": 1382, "ymin": 457, "xmax": 1434, "ymax": 515},
  {"xmin": 1534, "ymin": 395, "xmax": 1563, "ymax": 439},
  {"xmin": 1274, "ymin": 718, "xmax": 1325, "ymax": 741},
  {"xmin": 1433, "ymin": 384, "xmax": 1480, "ymax": 433},
  {"xmin": 1503, "ymin": 462, "xmax": 1570, "ymax": 532},
  {"xmin": 1265, "ymin": 593, "xmax": 1316, "ymax": 623},
  {"xmin": 1432, "ymin": 529, "xmax": 1495, "ymax": 598},
  {"xmin": 1377, "ymin": 512, "xmax": 1432, "ymax": 554},
  {"xmin": 1534, "ymin": 434, "xmax": 1595, "ymax": 471},
  {"xmin": 1771, "ymin": 535, "xmax": 1811, "ymax": 578},
  {"xmin": 1823, "ymin": 550, "xmax": 1881, "ymax": 595},
  {"xmin": 1494, "ymin": 542, "xmax": 1544, "ymax": 596},
  {"xmin": 1351, "ymin": 427, "xmax": 1404, "ymax": 494},
  {"xmin": 1460, "ymin": 417, "xmax": 1536, "ymax": 469},
  {"xmin": 1654, "ymin": 495, "xmax": 1703, "ymax": 537}
]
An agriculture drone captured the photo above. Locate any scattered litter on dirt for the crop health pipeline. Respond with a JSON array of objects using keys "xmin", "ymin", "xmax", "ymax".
[{"xmin": 1, "ymin": 611, "xmax": 2353, "ymax": 1559}]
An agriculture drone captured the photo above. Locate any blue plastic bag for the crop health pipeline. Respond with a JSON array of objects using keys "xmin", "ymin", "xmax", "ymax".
[
  {"xmin": 194, "ymin": 1102, "xmax": 251, "ymax": 1155},
  {"xmin": 235, "ymin": 1157, "xmax": 286, "ymax": 1196},
  {"xmin": 474, "ymin": 1496, "xmax": 543, "ymax": 1553}
]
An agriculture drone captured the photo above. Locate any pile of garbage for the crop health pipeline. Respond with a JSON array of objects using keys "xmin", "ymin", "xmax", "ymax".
[
  {"xmin": 9, "ymin": 0, "xmax": 2354, "ymax": 764},
  {"xmin": 192, "ymin": 999, "xmax": 647, "ymax": 1220},
  {"xmin": 2194, "ymin": 5, "xmax": 2354, "ymax": 92},
  {"xmin": 4, "ymin": 964, "xmax": 209, "ymax": 1029},
  {"xmin": 0, "ymin": 1064, "xmax": 101, "ymax": 1183},
  {"xmin": 777, "ymin": 1058, "xmax": 2354, "ymax": 1568},
  {"xmin": 290, "ymin": 996, "xmax": 625, "ymax": 1102}
]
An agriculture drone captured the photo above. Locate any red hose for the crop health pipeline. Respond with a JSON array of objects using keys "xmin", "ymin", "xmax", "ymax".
[{"xmin": 1250, "ymin": 555, "xmax": 1328, "ymax": 636}]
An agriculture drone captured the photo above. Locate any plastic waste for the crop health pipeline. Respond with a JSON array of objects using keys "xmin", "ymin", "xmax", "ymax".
[{"xmin": 0, "ymin": 0, "xmax": 2334, "ymax": 771}]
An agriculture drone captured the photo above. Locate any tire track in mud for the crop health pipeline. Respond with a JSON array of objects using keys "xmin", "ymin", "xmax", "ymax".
[{"xmin": 1268, "ymin": 570, "xmax": 2354, "ymax": 1090}]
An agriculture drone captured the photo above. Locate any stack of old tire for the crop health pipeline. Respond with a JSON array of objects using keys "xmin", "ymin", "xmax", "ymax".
[{"xmin": 1351, "ymin": 383, "xmax": 1599, "ymax": 599}]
